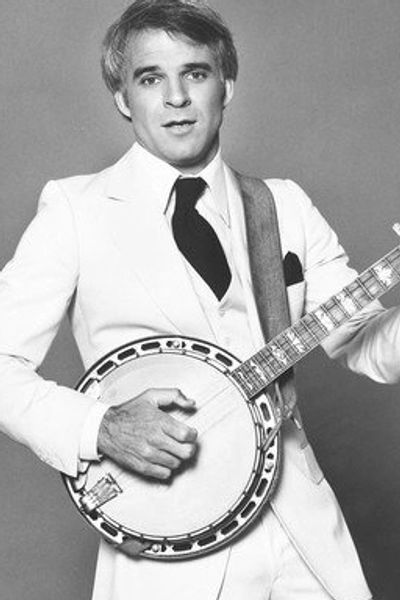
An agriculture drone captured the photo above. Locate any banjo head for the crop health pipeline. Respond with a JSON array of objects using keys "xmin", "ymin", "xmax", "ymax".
[{"xmin": 63, "ymin": 336, "xmax": 281, "ymax": 559}]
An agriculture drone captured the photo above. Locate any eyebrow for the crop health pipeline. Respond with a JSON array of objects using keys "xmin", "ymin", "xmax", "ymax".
[
  {"xmin": 133, "ymin": 65, "xmax": 159, "ymax": 79},
  {"xmin": 133, "ymin": 62, "xmax": 213, "ymax": 80},
  {"xmin": 182, "ymin": 62, "xmax": 213, "ymax": 72}
]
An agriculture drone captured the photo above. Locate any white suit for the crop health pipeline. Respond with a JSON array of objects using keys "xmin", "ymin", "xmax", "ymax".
[{"xmin": 0, "ymin": 143, "xmax": 399, "ymax": 599}]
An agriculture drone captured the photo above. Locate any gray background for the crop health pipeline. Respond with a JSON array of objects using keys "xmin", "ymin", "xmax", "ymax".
[{"xmin": 1, "ymin": 1, "xmax": 400, "ymax": 598}]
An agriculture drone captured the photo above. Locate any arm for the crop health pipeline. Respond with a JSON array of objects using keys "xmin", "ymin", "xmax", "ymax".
[
  {"xmin": 282, "ymin": 180, "xmax": 400, "ymax": 383},
  {"xmin": 0, "ymin": 182, "xmax": 97, "ymax": 475}
]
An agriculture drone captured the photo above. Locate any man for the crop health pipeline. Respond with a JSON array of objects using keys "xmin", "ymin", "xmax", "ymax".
[{"xmin": 0, "ymin": 1, "xmax": 399, "ymax": 598}]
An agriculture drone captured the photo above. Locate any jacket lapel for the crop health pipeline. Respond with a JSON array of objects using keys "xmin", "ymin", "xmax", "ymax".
[{"xmin": 101, "ymin": 147, "xmax": 215, "ymax": 340}]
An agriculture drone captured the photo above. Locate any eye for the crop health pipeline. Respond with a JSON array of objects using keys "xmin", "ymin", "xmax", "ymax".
[
  {"xmin": 140, "ymin": 75, "xmax": 161, "ymax": 86},
  {"xmin": 186, "ymin": 70, "xmax": 208, "ymax": 81}
]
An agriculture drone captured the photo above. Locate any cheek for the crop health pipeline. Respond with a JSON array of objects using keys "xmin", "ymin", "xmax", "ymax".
[
  {"xmin": 131, "ymin": 109, "xmax": 162, "ymax": 141},
  {"xmin": 128, "ymin": 92, "xmax": 159, "ymax": 124},
  {"xmin": 202, "ymin": 89, "xmax": 226, "ymax": 123},
  {"xmin": 203, "ymin": 101, "xmax": 225, "ymax": 131}
]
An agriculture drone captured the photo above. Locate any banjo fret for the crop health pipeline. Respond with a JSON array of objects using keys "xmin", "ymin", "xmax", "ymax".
[{"xmin": 334, "ymin": 292, "xmax": 356, "ymax": 318}]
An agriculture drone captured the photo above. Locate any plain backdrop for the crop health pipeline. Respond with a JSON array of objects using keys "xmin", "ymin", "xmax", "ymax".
[{"xmin": 1, "ymin": 1, "xmax": 400, "ymax": 598}]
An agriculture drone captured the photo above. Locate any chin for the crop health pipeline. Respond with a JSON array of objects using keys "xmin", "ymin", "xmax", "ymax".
[{"xmin": 166, "ymin": 147, "xmax": 214, "ymax": 172}]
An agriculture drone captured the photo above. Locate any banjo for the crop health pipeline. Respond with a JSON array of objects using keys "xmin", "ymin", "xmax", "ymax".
[{"xmin": 63, "ymin": 226, "xmax": 400, "ymax": 560}]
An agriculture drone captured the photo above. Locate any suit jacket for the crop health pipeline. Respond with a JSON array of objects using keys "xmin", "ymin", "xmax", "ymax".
[{"xmin": 1, "ymin": 145, "xmax": 400, "ymax": 600}]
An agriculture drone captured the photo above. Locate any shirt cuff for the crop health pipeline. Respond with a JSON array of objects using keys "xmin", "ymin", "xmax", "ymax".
[{"xmin": 79, "ymin": 401, "xmax": 109, "ymax": 461}]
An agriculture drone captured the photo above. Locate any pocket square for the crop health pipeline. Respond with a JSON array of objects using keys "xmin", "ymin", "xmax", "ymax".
[{"xmin": 283, "ymin": 252, "xmax": 304, "ymax": 286}]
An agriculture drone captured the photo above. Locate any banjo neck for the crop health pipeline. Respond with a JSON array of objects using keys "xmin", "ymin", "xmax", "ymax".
[{"xmin": 231, "ymin": 243, "xmax": 400, "ymax": 400}]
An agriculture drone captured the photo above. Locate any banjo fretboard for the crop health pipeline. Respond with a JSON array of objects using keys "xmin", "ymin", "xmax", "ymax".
[{"xmin": 232, "ymin": 244, "xmax": 400, "ymax": 399}]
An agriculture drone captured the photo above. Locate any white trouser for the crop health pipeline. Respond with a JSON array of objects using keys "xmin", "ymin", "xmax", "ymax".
[
  {"xmin": 217, "ymin": 508, "xmax": 334, "ymax": 600},
  {"xmin": 92, "ymin": 506, "xmax": 373, "ymax": 600}
]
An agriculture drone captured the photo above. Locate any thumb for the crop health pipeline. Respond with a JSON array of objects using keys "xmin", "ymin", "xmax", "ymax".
[{"xmin": 147, "ymin": 388, "xmax": 196, "ymax": 410}]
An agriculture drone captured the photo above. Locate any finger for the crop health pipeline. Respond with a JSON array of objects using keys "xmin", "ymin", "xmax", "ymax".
[
  {"xmin": 162, "ymin": 416, "xmax": 198, "ymax": 444},
  {"xmin": 158, "ymin": 437, "xmax": 197, "ymax": 461},
  {"xmin": 148, "ymin": 464, "xmax": 172, "ymax": 480},
  {"xmin": 148, "ymin": 449, "xmax": 181, "ymax": 470},
  {"xmin": 138, "ymin": 461, "xmax": 172, "ymax": 481},
  {"xmin": 168, "ymin": 391, "xmax": 196, "ymax": 411},
  {"xmin": 144, "ymin": 388, "xmax": 196, "ymax": 410}
]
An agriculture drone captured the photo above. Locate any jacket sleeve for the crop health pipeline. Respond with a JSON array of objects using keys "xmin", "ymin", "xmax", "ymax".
[
  {"xmin": 283, "ymin": 180, "xmax": 400, "ymax": 384},
  {"xmin": 0, "ymin": 181, "xmax": 99, "ymax": 476}
]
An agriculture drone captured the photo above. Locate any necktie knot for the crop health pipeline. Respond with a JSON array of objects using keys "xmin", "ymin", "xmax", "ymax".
[{"xmin": 174, "ymin": 177, "xmax": 207, "ymax": 213}]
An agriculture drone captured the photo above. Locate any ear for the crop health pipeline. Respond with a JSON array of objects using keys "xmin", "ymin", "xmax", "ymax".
[
  {"xmin": 222, "ymin": 79, "xmax": 235, "ymax": 109},
  {"xmin": 114, "ymin": 91, "xmax": 132, "ymax": 119}
]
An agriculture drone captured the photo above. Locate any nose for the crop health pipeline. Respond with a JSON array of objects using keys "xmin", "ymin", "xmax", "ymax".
[{"xmin": 164, "ymin": 77, "xmax": 191, "ymax": 108}]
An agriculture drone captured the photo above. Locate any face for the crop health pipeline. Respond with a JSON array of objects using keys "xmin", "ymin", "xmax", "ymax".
[{"xmin": 115, "ymin": 29, "xmax": 234, "ymax": 173}]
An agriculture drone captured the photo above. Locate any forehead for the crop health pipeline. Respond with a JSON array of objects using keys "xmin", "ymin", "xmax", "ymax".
[{"xmin": 125, "ymin": 28, "xmax": 219, "ymax": 72}]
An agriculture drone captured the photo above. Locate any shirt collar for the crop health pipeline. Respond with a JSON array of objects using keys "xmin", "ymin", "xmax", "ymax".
[
  {"xmin": 129, "ymin": 143, "xmax": 230, "ymax": 227},
  {"xmin": 128, "ymin": 142, "xmax": 181, "ymax": 208},
  {"xmin": 193, "ymin": 149, "xmax": 230, "ymax": 227}
]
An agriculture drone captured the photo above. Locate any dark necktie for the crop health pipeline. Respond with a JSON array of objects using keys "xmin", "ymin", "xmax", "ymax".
[{"xmin": 172, "ymin": 177, "xmax": 232, "ymax": 300}]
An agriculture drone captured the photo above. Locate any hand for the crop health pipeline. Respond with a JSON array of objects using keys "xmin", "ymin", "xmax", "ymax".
[{"xmin": 98, "ymin": 388, "xmax": 198, "ymax": 481}]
